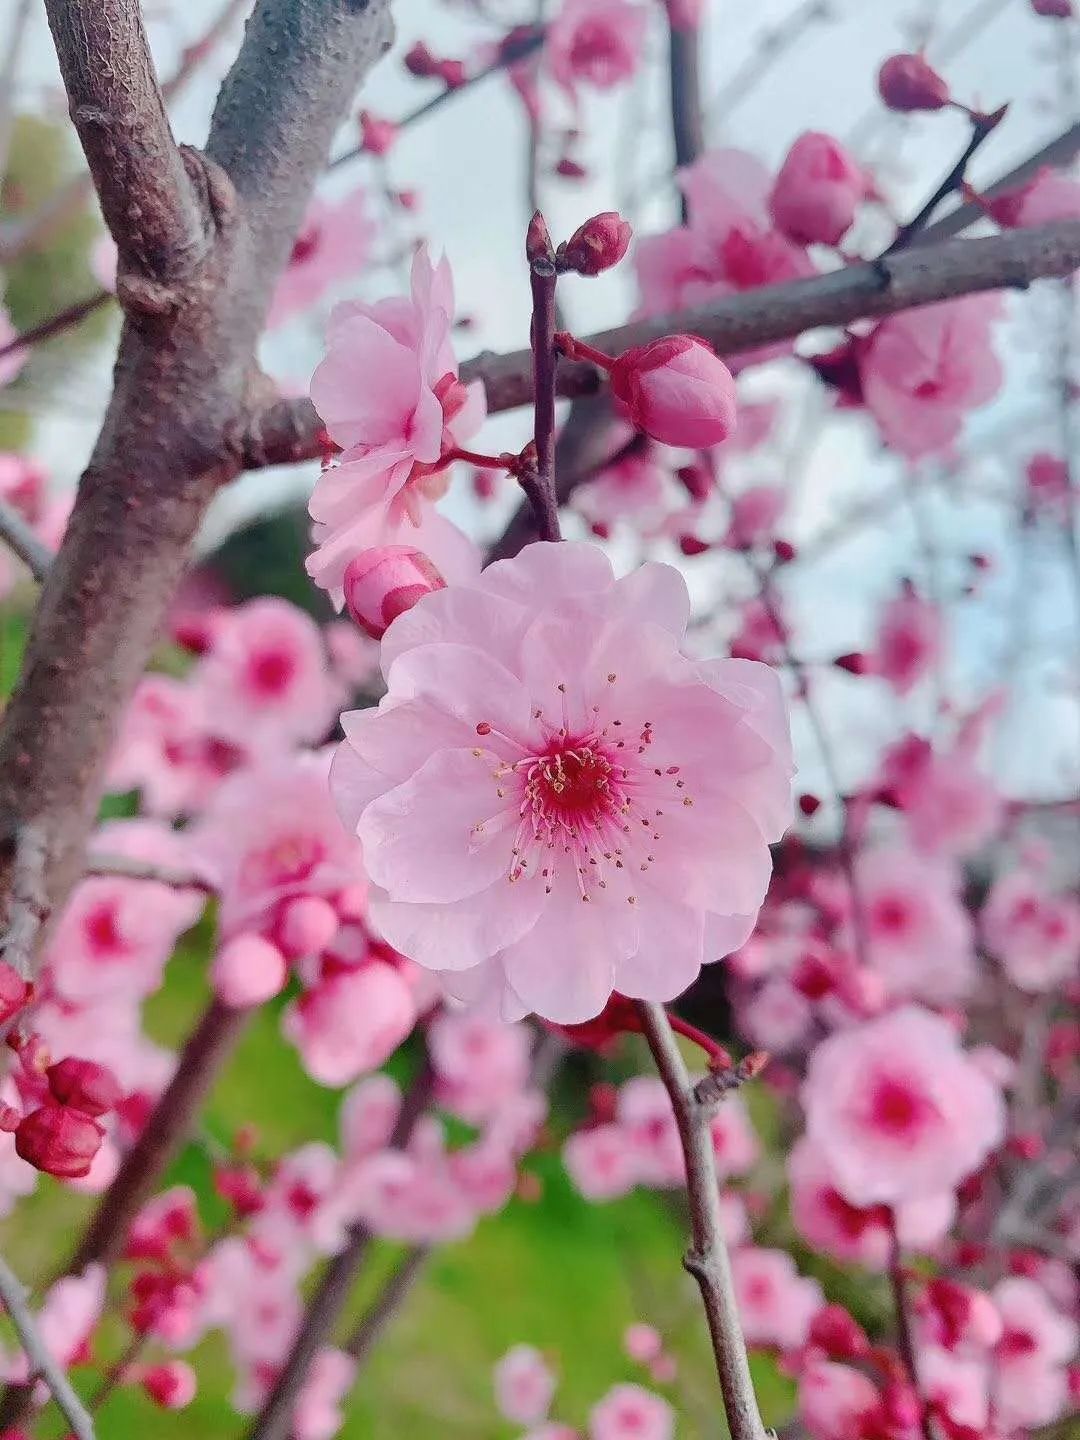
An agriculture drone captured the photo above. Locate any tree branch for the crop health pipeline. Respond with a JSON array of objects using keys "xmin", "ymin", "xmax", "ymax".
[
  {"xmin": 886, "ymin": 104, "xmax": 1007, "ymax": 254},
  {"xmin": 0, "ymin": 1254, "xmax": 95, "ymax": 1440},
  {"xmin": 635, "ymin": 1002, "xmax": 767, "ymax": 1440},
  {"xmin": 244, "ymin": 219, "xmax": 1080, "ymax": 466},
  {"xmin": 342, "ymin": 1245, "xmax": 431, "ymax": 1369},
  {"xmin": 247, "ymin": 1060, "xmax": 433, "ymax": 1440},
  {"xmin": 82, "ymin": 852, "xmax": 215, "ymax": 892},
  {"xmin": 0, "ymin": 502, "xmax": 53, "ymax": 584}
]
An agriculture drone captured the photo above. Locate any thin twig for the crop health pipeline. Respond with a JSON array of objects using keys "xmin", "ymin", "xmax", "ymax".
[
  {"xmin": 0, "ymin": 501, "xmax": 53, "ymax": 584},
  {"xmin": 83, "ymin": 852, "xmax": 215, "ymax": 892},
  {"xmin": 635, "ymin": 1002, "xmax": 767, "ymax": 1440},
  {"xmin": 0, "ymin": 1254, "xmax": 95, "ymax": 1440},
  {"xmin": 0, "ymin": 291, "xmax": 112, "ymax": 368},
  {"xmin": 886, "ymin": 105, "xmax": 1007, "ymax": 254},
  {"xmin": 342, "ymin": 1246, "xmax": 431, "ymax": 1369}
]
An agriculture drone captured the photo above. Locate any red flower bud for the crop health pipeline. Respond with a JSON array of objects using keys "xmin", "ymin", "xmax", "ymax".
[
  {"xmin": 404, "ymin": 40, "xmax": 437, "ymax": 76},
  {"xmin": 343, "ymin": 545, "xmax": 447, "ymax": 640},
  {"xmin": 834, "ymin": 651, "xmax": 869, "ymax": 675},
  {"xmin": 610, "ymin": 335, "xmax": 737, "ymax": 448},
  {"xmin": 555, "ymin": 157, "xmax": 588, "ymax": 180},
  {"xmin": 142, "ymin": 1360, "xmax": 197, "ymax": 1410},
  {"xmin": 797, "ymin": 793, "xmax": 821, "ymax": 817},
  {"xmin": 358, "ymin": 110, "xmax": 397, "ymax": 156},
  {"xmin": 877, "ymin": 53, "xmax": 950, "ymax": 113},
  {"xmin": 678, "ymin": 535, "xmax": 711, "ymax": 557},
  {"xmin": 0, "ymin": 962, "xmax": 30, "ymax": 1027},
  {"xmin": 809, "ymin": 1304, "xmax": 871, "ymax": 1361},
  {"xmin": 46, "ymin": 1057, "xmax": 122, "ymax": 1117},
  {"xmin": 773, "ymin": 538, "xmax": 797, "ymax": 563},
  {"xmin": 15, "ymin": 1103, "xmax": 104, "ymax": 1179},
  {"xmin": 560, "ymin": 211, "xmax": 632, "ymax": 276}
]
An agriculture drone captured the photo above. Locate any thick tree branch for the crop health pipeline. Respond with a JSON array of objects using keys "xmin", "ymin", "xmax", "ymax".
[
  {"xmin": 0, "ymin": 1254, "xmax": 95, "ymax": 1440},
  {"xmin": 244, "ymin": 219, "xmax": 1080, "ymax": 467},
  {"xmin": 0, "ymin": 0, "xmax": 394, "ymax": 990},
  {"xmin": 43, "ymin": 0, "xmax": 209, "ymax": 286},
  {"xmin": 635, "ymin": 1002, "xmax": 767, "ymax": 1440}
]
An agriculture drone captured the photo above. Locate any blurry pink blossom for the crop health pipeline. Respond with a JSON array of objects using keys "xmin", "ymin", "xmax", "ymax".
[
  {"xmin": 769, "ymin": 133, "xmax": 864, "ymax": 247},
  {"xmin": 589, "ymin": 1382, "xmax": 674, "ymax": 1440},
  {"xmin": 731, "ymin": 1246, "xmax": 824, "ymax": 1350},
  {"xmin": 269, "ymin": 188, "xmax": 375, "ymax": 329},
  {"xmin": 494, "ymin": 1345, "xmax": 557, "ymax": 1425},
  {"xmin": 547, "ymin": 0, "xmax": 648, "ymax": 95}
]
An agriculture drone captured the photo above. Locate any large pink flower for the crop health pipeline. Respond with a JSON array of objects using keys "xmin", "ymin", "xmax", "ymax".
[
  {"xmin": 331, "ymin": 543, "xmax": 793, "ymax": 1023},
  {"xmin": 858, "ymin": 295, "xmax": 1003, "ymax": 459},
  {"xmin": 307, "ymin": 247, "xmax": 484, "ymax": 602},
  {"xmin": 800, "ymin": 1006, "xmax": 1005, "ymax": 1207}
]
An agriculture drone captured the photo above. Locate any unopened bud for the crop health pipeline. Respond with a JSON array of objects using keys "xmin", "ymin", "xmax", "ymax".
[
  {"xmin": 16, "ymin": 1103, "xmax": 104, "ymax": 1179},
  {"xmin": 46, "ymin": 1058, "xmax": 122, "ymax": 1118},
  {"xmin": 359, "ymin": 110, "xmax": 398, "ymax": 156},
  {"xmin": 343, "ymin": 545, "xmax": 447, "ymax": 640},
  {"xmin": 526, "ymin": 210, "xmax": 555, "ymax": 266},
  {"xmin": 877, "ymin": 53, "xmax": 950, "ymax": 112},
  {"xmin": 560, "ymin": 211, "xmax": 633, "ymax": 276},
  {"xmin": 142, "ymin": 1361, "xmax": 197, "ymax": 1410},
  {"xmin": 211, "ymin": 933, "xmax": 287, "ymax": 1010}
]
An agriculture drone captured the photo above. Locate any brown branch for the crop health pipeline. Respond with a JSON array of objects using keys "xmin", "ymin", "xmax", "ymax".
[
  {"xmin": 66, "ymin": 998, "xmax": 248, "ymax": 1273},
  {"xmin": 247, "ymin": 1060, "xmax": 434, "ymax": 1440},
  {"xmin": 0, "ymin": 290, "xmax": 112, "ymax": 367},
  {"xmin": 522, "ymin": 213, "xmax": 561, "ymax": 541},
  {"xmin": 82, "ymin": 852, "xmax": 215, "ymax": 892},
  {"xmin": 886, "ymin": 104, "xmax": 1007, "ymax": 254},
  {"xmin": 635, "ymin": 1002, "xmax": 767, "ymax": 1440},
  {"xmin": 667, "ymin": 19, "xmax": 703, "ymax": 207},
  {"xmin": 0, "ymin": 1254, "xmax": 95, "ymax": 1440},
  {"xmin": 0, "ymin": 502, "xmax": 53, "ymax": 584},
  {"xmin": 245, "ymin": 219, "xmax": 1080, "ymax": 467},
  {"xmin": 342, "ymin": 1245, "xmax": 431, "ymax": 1368}
]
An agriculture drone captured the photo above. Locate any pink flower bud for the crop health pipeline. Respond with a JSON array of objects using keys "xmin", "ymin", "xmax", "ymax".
[
  {"xmin": 556, "ymin": 156, "xmax": 588, "ymax": 180},
  {"xmin": 46, "ymin": 1058, "xmax": 122, "ymax": 1118},
  {"xmin": 404, "ymin": 40, "xmax": 437, "ymax": 76},
  {"xmin": 808, "ymin": 1304, "xmax": 871, "ymax": 1360},
  {"xmin": 1031, "ymin": 0, "xmax": 1074, "ymax": 16},
  {"xmin": 877, "ymin": 53, "xmax": 950, "ymax": 112},
  {"xmin": 561, "ymin": 211, "xmax": 633, "ymax": 275},
  {"xmin": 359, "ymin": 110, "xmax": 397, "ymax": 156},
  {"xmin": 0, "ymin": 961, "xmax": 30, "ymax": 1026},
  {"xmin": 211, "ymin": 934, "xmax": 287, "ymax": 1010},
  {"xmin": 343, "ymin": 545, "xmax": 447, "ymax": 639},
  {"xmin": 142, "ymin": 1361, "xmax": 197, "ymax": 1410},
  {"xmin": 769, "ymin": 132, "xmax": 864, "ymax": 246},
  {"xmin": 274, "ymin": 895, "xmax": 339, "ymax": 959},
  {"xmin": 15, "ymin": 1103, "xmax": 104, "ymax": 1179},
  {"xmin": 609, "ymin": 335, "xmax": 737, "ymax": 448}
]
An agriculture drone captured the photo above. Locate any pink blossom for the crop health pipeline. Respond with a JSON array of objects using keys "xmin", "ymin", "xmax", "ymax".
[
  {"xmin": 880, "ymin": 736, "xmax": 1001, "ymax": 859},
  {"xmin": 801, "ymin": 1006, "xmax": 1005, "ymax": 1207},
  {"xmin": 992, "ymin": 1276, "xmax": 1078, "ymax": 1429},
  {"xmin": 324, "ymin": 618, "xmax": 381, "ymax": 691},
  {"xmin": 105, "ymin": 673, "xmax": 229, "ymax": 819},
  {"xmin": 196, "ymin": 598, "xmax": 337, "ymax": 749},
  {"xmin": 43, "ymin": 820, "xmax": 205, "ymax": 1003},
  {"xmin": 877, "ymin": 53, "xmax": 950, "ymax": 112},
  {"xmin": 341, "ymin": 1138, "xmax": 476, "ymax": 1243},
  {"xmin": 192, "ymin": 752, "xmax": 365, "ymax": 939},
  {"xmin": 624, "ymin": 1323, "xmax": 664, "ymax": 1364},
  {"xmin": 269, "ymin": 188, "xmax": 375, "ymax": 329},
  {"xmin": 741, "ymin": 976, "xmax": 813, "ymax": 1051},
  {"xmin": 919, "ymin": 1348, "xmax": 989, "ymax": 1432},
  {"xmin": 573, "ymin": 444, "xmax": 676, "ymax": 535},
  {"xmin": 494, "ymin": 1345, "xmax": 557, "ymax": 1425},
  {"xmin": 731, "ymin": 1247, "xmax": 824, "ymax": 1350},
  {"xmin": 307, "ymin": 247, "xmax": 484, "ymax": 602},
  {"xmin": 789, "ymin": 1136, "xmax": 955, "ymax": 1271},
  {"xmin": 799, "ymin": 1358, "xmax": 881, "ymax": 1440},
  {"xmin": 724, "ymin": 484, "xmax": 787, "ymax": 550},
  {"xmin": 589, "ymin": 1383, "xmax": 674, "ymax": 1440},
  {"xmin": 563, "ymin": 1123, "xmax": 637, "ymax": 1200},
  {"xmin": 429, "ymin": 1012, "xmax": 531, "ymax": 1123},
  {"xmin": 981, "ymin": 869, "xmax": 1080, "ymax": 992},
  {"xmin": 281, "ymin": 962, "xmax": 416, "ymax": 1087},
  {"xmin": 858, "ymin": 296, "xmax": 1003, "ymax": 459},
  {"xmin": 332, "ymin": 542, "xmax": 792, "ymax": 1024},
  {"xmin": 141, "ymin": 1360, "xmax": 197, "ymax": 1409},
  {"xmin": 343, "ymin": 545, "xmax": 447, "ymax": 638},
  {"xmin": 562, "ymin": 212, "xmax": 633, "ymax": 277},
  {"xmin": 989, "ymin": 165, "xmax": 1080, "ymax": 228},
  {"xmin": 547, "ymin": 0, "xmax": 648, "ymax": 95},
  {"xmin": 871, "ymin": 591, "xmax": 944, "ymax": 696},
  {"xmin": 1026, "ymin": 451, "xmax": 1072, "ymax": 516},
  {"xmin": 212, "ymin": 933, "xmax": 288, "ymax": 1010},
  {"xmin": 339, "ymin": 1073, "xmax": 402, "ymax": 1161},
  {"xmin": 293, "ymin": 1348, "xmax": 357, "ymax": 1440},
  {"xmin": 854, "ymin": 846, "xmax": 975, "ymax": 1004},
  {"xmin": 610, "ymin": 336, "xmax": 738, "ymax": 449},
  {"xmin": 769, "ymin": 133, "xmax": 864, "ymax": 247}
]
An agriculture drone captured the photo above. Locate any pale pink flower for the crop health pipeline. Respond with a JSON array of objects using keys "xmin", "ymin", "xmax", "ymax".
[
  {"xmin": 858, "ymin": 296, "xmax": 1003, "ymax": 459},
  {"xmin": 192, "ymin": 752, "xmax": 365, "ymax": 940},
  {"xmin": 788, "ymin": 1136, "xmax": 955, "ymax": 1271},
  {"xmin": 798, "ymin": 1359, "xmax": 881, "ymax": 1440},
  {"xmin": 324, "ymin": 619, "xmax": 381, "ymax": 692},
  {"xmin": 854, "ymin": 847, "xmax": 976, "ymax": 1004},
  {"xmin": 730, "ymin": 596, "xmax": 787, "ymax": 664},
  {"xmin": 252, "ymin": 1143, "xmax": 346, "ymax": 1258},
  {"xmin": 801, "ymin": 1006, "xmax": 1005, "ymax": 1208},
  {"xmin": 741, "ymin": 976, "xmax": 813, "ymax": 1052},
  {"xmin": 429, "ymin": 1012, "xmax": 531, "ymax": 1123},
  {"xmin": 981, "ymin": 869, "xmax": 1080, "ymax": 993},
  {"xmin": 769, "ymin": 132, "xmax": 864, "ymax": 247},
  {"xmin": 198, "ymin": 1236, "xmax": 303, "ymax": 1368},
  {"xmin": 343, "ymin": 545, "xmax": 446, "ymax": 639},
  {"xmin": 624, "ymin": 1323, "xmax": 664, "ymax": 1364},
  {"xmin": 342, "ymin": 1142, "xmax": 475, "ymax": 1243},
  {"xmin": 919, "ymin": 1348, "xmax": 989, "ymax": 1432},
  {"xmin": 494, "ymin": 1345, "xmax": 557, "ymax": 1425},
  {"xmin": 563, "ymin": 1123, "xmax": 637, "ymax": 1200},
  {"xmin": 574, "ymin": 445, "xmax": 676, "ymax": 535},
  {"xmin": 195, "ymin": 598, "xmax": 337, "ymax": 749},
  {"xmin": 338, "ymin": 1073, "xmax": 402, "ymax": 1161},
  {"xmin": 992, "ymin": 1277, "xmax": 1078, "ymax": 1429},
  {"xmin": 43, "ymin": 820, "xmax": 205, "ymax": 1003},
  {"xmin": 731, "ymin": 1247, "xmax": 823, "ymax": 1351},
  {"xmin": 269, "ymin": 188, "xmax": 375, "ymax": 329},
  {"xmin": 547, "ymin": 0, "xmax": 648, "ymax": 95},
  {"xmin": 307, "ymin": 247, "xmax": 485, "ymax": 602},
  {"xmin": 589, "ymin": 1383, "xmax": 674, "ymax": 1440},
  {"xmin": 990, "ymin": 165, "xmax": 1080, "ymax": 228},
  {"xmin": 213, "ymin": 932, "xmax": 289, "ymax": 1008},
  {"xmin": 333, "ymin": 543, "xmax": 792, "ymax": 1024},
  {"xmin": 871, "ymin": 591, "xmax": 944, "ymax": 695},
  {"xmin": 293, "ymin": 1348, "xmax": 357, "ymax": 1440},
  {"xmin": 724, "ymin": 484, "xmax": 787, "ymax": 550},
  {"xmin": 105, "ymin": 673, "xmax": 230, "ymax": 819},
  {"xmin": 281, "ymin": 962, "xmax": 416, "ymax": 1087},
  {"xmin": 881, "ymin": 736, "xmax": 1001, "ymax": 859}
]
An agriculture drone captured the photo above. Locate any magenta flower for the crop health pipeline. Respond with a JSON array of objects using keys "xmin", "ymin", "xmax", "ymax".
[
  {"xmin": 331, "ymin": 543, "xmax": 792, "ymax": 1023},
  {"xmin": 547, "ymin": 0, "xmax": 648, "ymax": 96}
]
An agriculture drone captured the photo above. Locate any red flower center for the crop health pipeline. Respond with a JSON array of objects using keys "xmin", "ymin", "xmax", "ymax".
[
  {"xmin": 867, "ymin": 1072, "xmax": 938, "ymax": 1140},
  {"xmin": 248, "ymin": 648, "xmax": 297, "ymax": 698}
]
